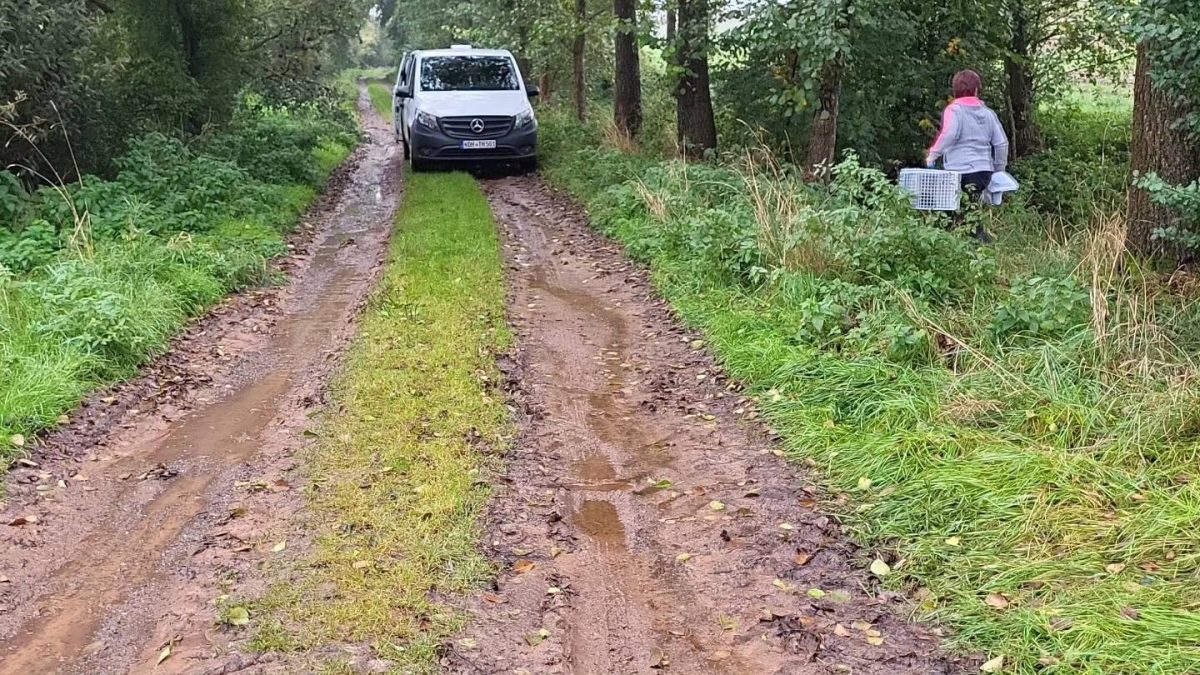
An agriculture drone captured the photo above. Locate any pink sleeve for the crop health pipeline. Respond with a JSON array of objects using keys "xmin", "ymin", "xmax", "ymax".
[{"xmin": 928, "ymin": 105, "xmax": 956, "ymax": 158}]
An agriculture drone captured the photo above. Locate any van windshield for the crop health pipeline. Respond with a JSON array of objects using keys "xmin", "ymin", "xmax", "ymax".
[{"xmin": 420, "ymin": 56, "xmax": 519, "ymax": 92}]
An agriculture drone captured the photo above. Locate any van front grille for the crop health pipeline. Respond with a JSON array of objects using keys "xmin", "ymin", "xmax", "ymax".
[{"xmin": 439, "ymin": 116, "xmax": 514, "ymax": 139}]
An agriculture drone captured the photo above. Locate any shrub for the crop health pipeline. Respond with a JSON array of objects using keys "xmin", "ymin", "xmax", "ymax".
[{"xmin": 992, "ymin": 275, "xmax": 1092, "ymax": 339}]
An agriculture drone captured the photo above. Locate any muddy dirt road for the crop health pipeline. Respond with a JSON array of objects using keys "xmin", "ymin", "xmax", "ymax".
[
  {"xmin": 446, "ymin": 177, "xmax": 967, "ymax": 674},
  {"xmin": 0, "ymin": 86, "xmax": 399, "ymax": 674}
]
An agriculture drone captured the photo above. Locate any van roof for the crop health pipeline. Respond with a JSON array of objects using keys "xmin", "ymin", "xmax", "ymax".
[{"xmin": 414, "ymin": 48, "xmax": 514, "ymax": 59}]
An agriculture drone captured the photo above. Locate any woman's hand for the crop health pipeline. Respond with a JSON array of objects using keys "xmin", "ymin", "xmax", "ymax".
[{"xmin": 925, "ymin": 155, "xmax": 936, "ymax": 168}]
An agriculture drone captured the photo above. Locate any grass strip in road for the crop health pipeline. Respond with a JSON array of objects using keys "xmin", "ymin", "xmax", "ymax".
[
  {"xmin": 251, "ymin": 172, "xmax": 510, "ymax": 672},
  {"xmin": 367, "ymin": 81, "xmax": 394, "ymax": 123}
]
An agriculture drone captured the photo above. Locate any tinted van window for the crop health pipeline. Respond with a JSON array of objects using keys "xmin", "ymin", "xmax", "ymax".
[{"xmin": 420, "ymin": 56, "xmax": 518, "ymax": 92}]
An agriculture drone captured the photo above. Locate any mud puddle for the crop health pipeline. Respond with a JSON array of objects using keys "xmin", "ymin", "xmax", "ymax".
[
  {"xmin": 444, "ymin": 176, "xmax": 969, "ymax": 674},
  {"xmin": 0, "ymin": 85, "xmax": 399, "ymax": 674}
]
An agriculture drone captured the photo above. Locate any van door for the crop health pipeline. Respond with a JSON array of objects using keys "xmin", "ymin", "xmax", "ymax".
[
  {"xmin": 394, "ymin": 54, "xmax": 411, "ymax": 139},
  {"xmin": 400, "ymin": 55, "xmax": 417, "ymax": 145}
]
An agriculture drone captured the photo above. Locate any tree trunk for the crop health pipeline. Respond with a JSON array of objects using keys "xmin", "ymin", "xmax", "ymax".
[
  {"xmin": 613, "ymin": 0, "xmax": 642, "ymax": 138},
  {"xmin": 539, "ymin": 71, "xmax": 552, "ymax": 104},
  {"xmin": 1127, "ymin": 42, "xmax": 1200, "ymax": 260},
  {"xmin": 674, "ymin": 0, "xmax": 716, "ymax": 158},
  {"xmin": 573, "ymin": 0, "xmax": 587, "ymax": 122},
  {"xmin": 1005, "ymin": 2, "xmax": 1039, "ymax": 158},
  {"xmin": 804, "ymin": 56, "xmax": 844, "ymax": 177},
  {"xmin": 666, "ymin": 3, "xmax": 676, "ymax": 43}
]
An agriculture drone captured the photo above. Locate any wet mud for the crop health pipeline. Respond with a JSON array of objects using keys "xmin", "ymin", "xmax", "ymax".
[
  {"xmin": 444, "ymin": 176, "xmax": 969, "ymax": 674},
  {"xmin": 0, "ymin": 85, "xmax": 400, "ymax": 674}
]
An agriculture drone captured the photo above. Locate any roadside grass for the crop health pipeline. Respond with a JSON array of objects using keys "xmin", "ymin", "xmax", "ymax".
[
  {"xmin": 367, "ymin": 81, "xmax": 393, "ymax": 123},
  {"xmin": 249, "ymin": 172, "xmax": 510, "ymax": 673},
  {"xmin": 0, "ymin": 110, "xmax": 354, "ymax": 463},
  {"xmin": 539, "ymin": 109, "xmax": 1200, "ymax": 673}
]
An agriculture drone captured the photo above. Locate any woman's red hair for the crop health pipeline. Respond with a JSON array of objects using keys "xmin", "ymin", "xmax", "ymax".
[{"xmin": 952, "ymin": 70, "xmax": 982, "ymax": 98}]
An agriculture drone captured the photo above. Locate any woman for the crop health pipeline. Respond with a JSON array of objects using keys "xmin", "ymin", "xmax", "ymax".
[{"xmin": 926, "ymin": 70, "xmax": 1009, "ymax": 242}]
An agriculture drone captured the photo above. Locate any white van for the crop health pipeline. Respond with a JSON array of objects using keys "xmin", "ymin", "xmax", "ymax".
[{"xmin": 393, "ymin": 45, "xmax": 539, "ymax": 172}]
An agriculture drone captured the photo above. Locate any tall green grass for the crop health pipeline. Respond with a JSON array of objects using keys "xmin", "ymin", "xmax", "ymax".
[
  {"xmin": 539, "ymin": 108, "xmax": 1200, "ymax": 674},
  {"xmin": 0, "ymin": 104, "xmax": 354, "ymax": 461}
]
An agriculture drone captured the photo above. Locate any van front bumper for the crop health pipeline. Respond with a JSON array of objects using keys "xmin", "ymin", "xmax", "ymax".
[{"xmin": 410, "ymin": 123, "xmax": 538, "ymax": 161}]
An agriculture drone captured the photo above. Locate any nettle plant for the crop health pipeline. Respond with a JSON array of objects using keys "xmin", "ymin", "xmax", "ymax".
[{"xmin": 992, "ymin": 275, "xmax": 1092, "ymax": 339}]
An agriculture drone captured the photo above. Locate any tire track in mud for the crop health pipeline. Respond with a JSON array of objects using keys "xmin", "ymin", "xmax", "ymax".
[
  {"xmin": 445, "ymin": 176, "xmax": 969, "ymax": 674},
  {"xmin": 0, "ymin": 86, "xmax": 399, "ymax": 674}
]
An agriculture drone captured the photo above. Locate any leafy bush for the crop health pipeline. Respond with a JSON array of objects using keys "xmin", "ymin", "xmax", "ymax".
[
  {"xmin": 0, "ymin": 98, "xmax": 354, "ymax": 452},
  {"xmin": 992, "ymin": 275, "xmax": 1092, "ymax": 339},
  {"xmin": 198, "ymin": 97, "xmax": 356, "ymax": 187}
]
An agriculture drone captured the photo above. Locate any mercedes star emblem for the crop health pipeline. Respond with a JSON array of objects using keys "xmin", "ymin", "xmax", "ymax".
[{"xmin": 470, "ymin": 118, "xmax": 485, "ymax": 134}]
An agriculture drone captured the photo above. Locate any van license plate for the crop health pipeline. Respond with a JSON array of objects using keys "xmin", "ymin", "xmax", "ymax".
[{"xmin": 461, "ymin": 140, "xmax": 497, "ymax": 150}]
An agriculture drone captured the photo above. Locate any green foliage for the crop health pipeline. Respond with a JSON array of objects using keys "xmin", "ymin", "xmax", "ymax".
[
  {"xmin": 0, "ymin": 102, "xmax": 354, "ymax": 456},
  {"xmin": 1013, "ymin": 91, "xmax": 1132, "ymax": 226},
  {"xmin": 992, "ymin": 276, "xmax": 1092, "ymax": 339},
  {"xmin": 1, "ymin": 0, "xmax": 368, "ymax": 177},
  {"xmin": 542, "ymin": 113, "xmax": 1200, "ymax": 672}
]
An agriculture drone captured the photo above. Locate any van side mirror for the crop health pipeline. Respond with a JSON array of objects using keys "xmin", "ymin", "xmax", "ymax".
[
  {"xmin": 526, "ymin": 85, "xmax": 540, "ymax": 98},
  {"xmin": 394, "ymin": 85, "xmax": 411, "ymax": 99}
]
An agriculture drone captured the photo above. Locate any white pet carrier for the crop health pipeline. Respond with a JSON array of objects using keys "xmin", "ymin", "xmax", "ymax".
[{"xmin": 898, "ymin": 169, "xmax": 961, "ymax": 211}]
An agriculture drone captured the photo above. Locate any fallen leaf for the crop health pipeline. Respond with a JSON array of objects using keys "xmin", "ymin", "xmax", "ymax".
[
  {"xmin": 869, "ymin": 559, "xmax": 891, "ymax": 577},
  {"xmin": 708, "ymin": 650, "xmax": 731, "ymax": 661},
  {"xmin": 653, "ymin": 479, "xmax": 673, "ymax": 489},
  {"xmin": 773, "ymin": 578, "xmax": 796, "ymax": 593},
  {"xmin": 547, "ymin": 586, "xmax": 562, "ymax": 595},
  {"xmin": 778, "ymin": 522, "xmax": 795, "ymax": 531},
  {"xmin": 865, "ymin": 629, "xmax": 882, "ymax": 638},
  {"xmin": 7, "ymin": 515, "xmax": 38, "ymax": 526},
  {"xmin": 945, "ymin": 536, "xmax": 961, "ymax": 547},
  {"xmin": 1049, "ymin": 617, "xmax": 1073, "ymax": 632},
  {"xmin": 482, "ymin": 593, "xmax": 506, "ymax": 604},
  {"xmin": 980, "ymin": 655, "xmax": 1005, "ymax": 673},
  {"xmin": 458, "ymin": 638, "xmax": 478, "ymax": 650},
  {"xmin": 225, "ymin": 606, "xmax": 250, "ymax": 627},
  {"xmin": 834, "ymin": 623, "xmax": 850, "ymax": 637},
  {"xmin": 851, "ymin": 621, "xmax": 872, "ymax": 632},
  {"xmin": 272, "ymin": 541, "xmax": 287, "ymax": 553},
  {"xmin": 857, "ymin": 477, "xmax": 873, "ymax": 491},
  {"xmin": 676, "ymin": 553, "xmax": 693, "ymax": 563},
  {"xmin": 866, "ymin": 635, "xmax": 885, "ymax": 646},
  {"xmin": 717, "ymin": 615, "xmax": 737, "ymax": 631},
  {"xmin": 512, "ymin": 548, "xmax": 531, "ymax": 556},
  {"xmin": 352, "ymin": 560, "xmax": 372, "ymax": 570},
  {"xmin": 9, "ymin": 434, "xmax": 24, "ymax": 448},
  {"xmin": 157, "ymin": 644, "xmax": 172, "ymax": 665},
  {"xmin": 549, "ymin": 545, "xmax": 563, "ymax": 558},
  {"xmin": 984, "ymin": 593, "xmax": 1010, "ymax": 610},
  {"xmin": 807, "ymin": 588, "xmax": 826, "ymax": 599},
  {"xmin": 1105, "ymin": 563, "xmax": 1126, "ymax": 575},
  {"xmin": 1120, "ymin": 606, "xmax": 1140, "ymax": 620},
  {"xmin": 513, "ymin": 559, "xmax": 536, "ymax": 573},
  {"xmin": 709, "ymin": 500, "xmax": 726, "ymax": 511},
  {"xmin": 794, "ymin": 551, "xmax": 813, "ymax": 566}
]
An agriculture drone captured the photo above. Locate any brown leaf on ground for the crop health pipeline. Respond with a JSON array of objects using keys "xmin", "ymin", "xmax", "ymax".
[{"xmin": 984, "ymin": 593, "xmax": 1010, "ymax": 609}]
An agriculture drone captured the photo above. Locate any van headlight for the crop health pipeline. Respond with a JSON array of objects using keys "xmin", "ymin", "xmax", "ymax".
[
  {"xmin": 415, "ymin": 110, "xmax": 438, "ymax": 130},
  {"xmin": 515, "ymin": 110, "xmax": 536, "ymax": 129}
]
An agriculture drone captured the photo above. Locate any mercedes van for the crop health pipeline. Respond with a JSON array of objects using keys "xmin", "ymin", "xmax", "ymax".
[{"xmin": 393, "ymin": 46, "xmax": 539, "ymax": 172}]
